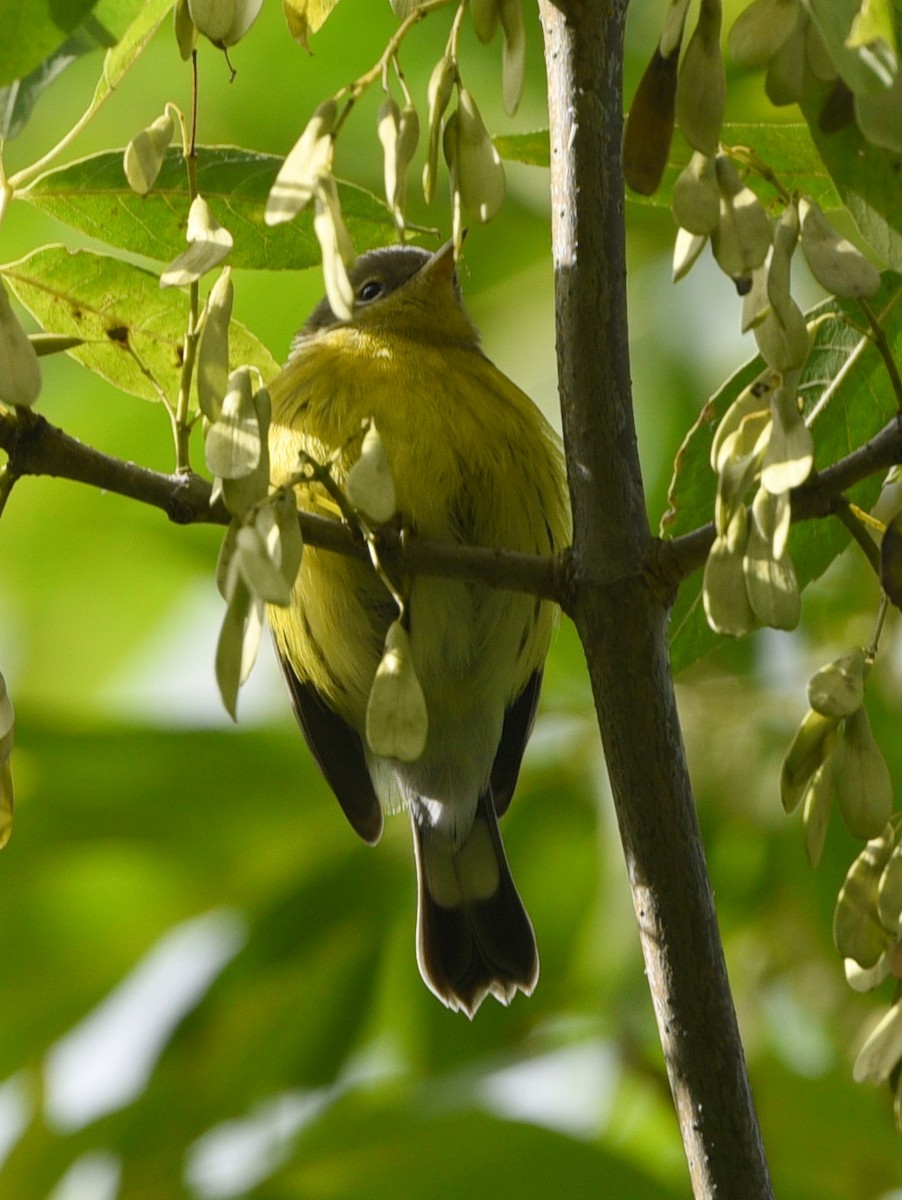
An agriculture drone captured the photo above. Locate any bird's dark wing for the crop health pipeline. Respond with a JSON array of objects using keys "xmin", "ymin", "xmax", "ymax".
[
  {"xmin": 490, "ymin": 669, "xmax": 543, "ymax": 817},
  {"xmin": 276, "ymin": 651, "xmax": 383, "ymax": 845}
]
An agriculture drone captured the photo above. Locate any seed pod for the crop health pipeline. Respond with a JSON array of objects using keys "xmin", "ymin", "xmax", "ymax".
[
  {"xmin": 216, "ymin": 574, "xmax": 264, "ymax": 719},
  {"xmin": 423, "ymin": 55, "xmax": 455, "ymax": 204},
  {"xmin": 878, "ymin": 841, "xmax": 902, "ymax": 939},
  {"xmin": 845, "ymin": 954, "xmax": 890, "ymax": 993},
  {"xmin": 499, "ymin": 0, "xmax": 526, "ymax": 116},
  {"xmin": 728, "ymin": 0, "xmax": 800, "ymax": 69},
  {"xmin": 0, "ymin": 279, "xmax": 42, "ymax": 408},
  {"xmin": 216, "ymin": 518, "xmax": 241, "ymax": 601},
  {"xmin": 346, "ymin": 421, "xmax": 397, "ymax": 523},
  {"xmin": 703, "ymin": 505, "xmax": 758, "ymax": 637},
  {"xmin": 754, "ymin": 296, "xmax": 810, "ymax": 373},
  {"xmin": 760, "ymin": 380, "xmax": 813, "ymax": 493},
  {"xmin": 197, "ymin": 267, "xmax": 233, "ymax": 423},
  {"xmin": 221, "ymin": 386, "xmax": 271, "ymax": 518},
  {"xmin": 740, "ymin": 261, "xmax": 771, "ymax": 333},
  {"xmin": 853, "ymin": 999, "xmax": 902, "ymax": 1086},
  {"xmin": 0, "ymin": 671, "xmax": 14, "ymax": 764},
  {"xmin": 836, "ymin": 706, "xmax": 894, "ymax": 840},
  {"xmin": 379, "ymin": 98, "xmax": 419, "ymax": 229},
  {"xmin": 205, "ymin": 367, "xmax": 261, "ymax": 480},
  {"xmin": 450, "ymin": 89, "xmax": 506, "ymax": 223},
  {"xmin": 124, "ymin": 111, "xmax": 174, "ymax": 196},
  {"xmin": 28, "ymin": 334, "xmax": 85, "ymax": 356},
  {"xmin": 881, "ymin": 509, "xmax": 902, "ymax": 607},
  {"xmin": 269, "ymin": 487, "xmax": 304, "ymax": 593},
  {"xmin": 766, "ymin": 199, "xmax": 799, "ymax": 328},
  {"xmin": 471, "ymin": 0, "xmax": 500, "ymax": 42},
  {"xmin": 711, "ymin": 369, "xmax": 777, "ymax": 471},
  {"xmin": 672, "ymin": 151, "xmax": 720, "ymax": 235},
  {"xmin": 366, "ymin": 621, "xmax": 429, "ymax": 762},
  {"xmin": 802, "ymin": 731, "xmax": 842, "ymax": 868},
  {"xmin": 765, "ymin": 15, "xmax": 808, "ymax": 105},
  {"xmin": 799, "ymin": 196, "xmax": 881, "ymax": 299},
  {"xmin": 713, "ymin": 409, "xmax": 771, "ymax": 534},
  {"xmin": 160, "ymin": 195, "xmax": 233, "ymax": 289},
  {"xmin": 672, "ymin": 228, "xmax": 708, "ymax": 281},
  {"xmin": 174, "ymin": 0, "xmax": 197, "ymax": 60},
  {"xmin": 265, "ymin": 99, "xmax": 338, "ymax": 226},
  {"xmin": 711, "ymin": 155, "xmax": 772, "ymax": 288},
  {"xmin": 854, "ymin": 69, "xmax": 902, "ymax": 153},
  {"xmin": 660, "ymin": 0, "xmax": 693, "ymax": 58},
  {"xmin": 188, "ymin": 0, "xmax": 263, "ymax": 47},
  {"xmin": 807, "ymin": 648, "xmax": 868, "ymax": 720},
  {"xmin": 835, "ymin": 827, "xmax": 896, "ymax": 968},
  {"xmin": 313, "ymin": 176, "xmax": 355, "ymax": 322},
  {"xmin": 675, "ymin": 0, "xmax": 726, "ymax": 156},
  {"xmin": 743, "ymin": 489, "xmax": 800, "ymax": 631},
  {"xmin": 623, "ymin": 46, "xmax": 679, "ymax": 196},
  {"xmin": 781, "ymin": 707, "xmax": 840, "ymax": 813},
  {"xmin": 235, "ymin": 524, "xmax": 292, "ymax": 606}
]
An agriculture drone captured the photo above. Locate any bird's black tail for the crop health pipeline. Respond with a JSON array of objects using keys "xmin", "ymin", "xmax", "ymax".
[{"xmin": 411, "ymin": 792, "xmax": 538, "ymax": 1018}]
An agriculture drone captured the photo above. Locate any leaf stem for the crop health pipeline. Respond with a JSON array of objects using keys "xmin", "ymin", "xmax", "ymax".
[
  {"xmin": 860, "ymin": 297, "xmax": 902, "ymax": 411},
  {"xmin": 173, "ymin": 51, "xmax": 202, "ymax": 474}
]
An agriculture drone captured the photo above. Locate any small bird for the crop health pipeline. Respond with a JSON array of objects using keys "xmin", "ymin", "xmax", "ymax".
[{"xmin": 266, "ymin": 242, "xmax": 570, "ymax": 1016}]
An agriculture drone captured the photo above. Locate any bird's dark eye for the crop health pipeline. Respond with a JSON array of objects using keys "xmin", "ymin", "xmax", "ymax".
[{"xmin": 356, "ymin": 278, "xmax": 383, "ymax": 304}]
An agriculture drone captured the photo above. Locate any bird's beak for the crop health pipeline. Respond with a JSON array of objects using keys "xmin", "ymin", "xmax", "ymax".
[{"xmin": 418, "ymin": 235, "xmax": 465, "ymax": 286}]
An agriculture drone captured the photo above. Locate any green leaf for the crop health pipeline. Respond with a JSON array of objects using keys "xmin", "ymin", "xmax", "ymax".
[
  {"xmin": 664, "ymin": 272, "xmax": 902, "ymax": 674},
  {"xmin": 801, "ymin": 91, "xmax": 902, "ymax": 270},
  {"xmin": 22, "ymin": 148, "xmax": 400, "ymax": 270},
  {"xmin": 1, "ymin": 246, "xmax": 279, "ymax": 403},
  {"xmin": 0, "ymin": 0, "xmax": 97, "ymax": 86},
  {"xmin": 494, "ymin": 129, "xmax": 550, "ymax": 167},
  {"xmin": 498, "ymin": 123, "xmax": 844, "ymax": 212}
]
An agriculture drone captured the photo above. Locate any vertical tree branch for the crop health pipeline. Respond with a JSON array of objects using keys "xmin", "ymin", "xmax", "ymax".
[{"xmin": 537, "ymin": 3, "xmax": 774, "ymax": 1196}]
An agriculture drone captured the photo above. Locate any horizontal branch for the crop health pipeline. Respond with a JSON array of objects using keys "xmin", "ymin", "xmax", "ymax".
[
  {"xmin": 651, "ymin": 412, "xmax": 902, "ymax": 592},
  {"xmin": 0, "ymin": 407, "xmax": 568, "ymax": 603}
]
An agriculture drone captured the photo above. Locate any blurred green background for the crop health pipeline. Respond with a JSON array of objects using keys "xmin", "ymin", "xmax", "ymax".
[{"xmin": 0, "ymin": 2, "xmax": 901, "ymax": 1197}]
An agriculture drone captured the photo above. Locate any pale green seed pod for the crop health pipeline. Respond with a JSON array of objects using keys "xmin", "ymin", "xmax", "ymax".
[
  {"xmin": 124, "ymin": 112, "xmax": 174, "ymax": 196},
  {"xmin": 0, "ymin": 279, "xmax": 41, "ymax": 408},
  {"xmin": 711, "ymin": 155, "xmax": 772, "ymax": 287},
  {"xmin": 660, "ymin": 0, "xmax": 693, "ymax": 58},
  {"xmin": 313, "ymin": 176, "xmax": 355, "ymax": 322},
  {"xmin": 499, "ymin": 0, "xmax": 526, "ymax": 116},
  {"xmin": 754, "ymin": 299, "xmax": 810, "ymax": 373},
  {"xmin": 740, "ymin": 261, "xmax": 771, "ymax": 333},
  {"xmin": 623, "ymin": 46, "xmax": 679, "ymax": 197},
  {"xmin": 675, "ymin": 0, "xmax": 726, "ymax": 156},
  {"xmin": 836, "ymin": 706, "xmax": 894, "ymax": 840},
  {"xmin": 802, "ymin": 730, "xmax": 842, "ymax": 867},
  {"xmin": 799, "ymin": 196, "xmax": 881, "ymax": 299},
  {"xmin": 710, "ymin": 370, "xmax": 777, "ymax": 471},
  {"xmin": 188, "ymin": 0, "xmax": 262, "ymax": 47},
  {"xmin": 760, "ymin": 380, "xmax": 813, "ymax": 492},
  {"xmin": 878, "ymin": 841, "xmax": 902, "ymax": 939},
  {"xmin": 0, "ymin": 671, "xmax": 14, "ymax": 764},
  {"xmin": 743, "ymin": 490, "xmax": 800, "ymax": 631},
  {"xmin": 378, "ymin": 97, "xmax": 401, "ymax": 210},
  {"xmin": 0, "ymin": 758, "xmax": 12, "ymax": 850},
  {"xmin": 423, "ymin": 55, "xmax": 455, "ymax": 204},
  {"xmin": 346, "ymin": 421, "xmax": 397, "ymax": 523},
  {"xmin": 269, "ymin": 487, "xmax": 303, "ymax": 593},
  {"xmin": 216, "ymin": 518, "xmax": 241, "ymax": 601},
  {"xmin": 854, "ymin": 999, "xmax": 902, "ymax": 1087},
  {"xmin": 197, "ymin": 266, "xmax": 233, "ymax": 423},
  {"xmin": 380, "ymin": 99, "xmax": 419, "ymax": 229},
  {"xmin": 366, "ymin": 621, "xmax": 429, "ymax": 762},
  {"xmin": 764, "ymin": 15, "xmax": 808, "ymax": 105},
  {"xmin": 834, "ymin": 826, "xmax": 896, "ymax": 968},
  {"xmin": 205, "ymin": 367, "xmax": 261, "ymax": 480},
  {"xmin": 672, "ymin": 228, "xmax": 708, "ymax": 281},
  {"xmin": 750, "ymin": 481, "xmax": 791, "ymax": 558},
  {"xmin": 672, "ymin": 151, "xmax": 720, "ymax": 235},
  {"xmin": 703, "ymin": 506, "xmax": 758, "ymax": 637},
  {"xmin": 766, "ymin": 199, "xmax": 800, "ymax": 328},
  {"xmin": 215, "ymin": 574, "xmax": 264, "ymax": 720},
  {"xmin": 807, "ymin": 648, "xmax": 868, "ymax": 720},
  {"xmin": 236, "ymin": 524, "xmax": 292, "ymax": 606},
  {"xmin": 713, "ymin": 409, "xmax": 771, "ymax": 535},
  {"xmin": 780, "ymin": 707, "xmax": 840, "ymax": 814},
  {"xmin": 174, "ymin": 0, "xmax": 198, "ymax": 60},
  {"xmin": 452, "ymin": 89, "xmax": 506, "ymax": 223},
  {"xmin": 855, "ymin": 69, "xmax": 902, "ymax": 153},
  {"xmin": 728, "ymin": 0, "xmax": 800, "ymax": 69},
  {"xmin": 845, "ymin": 953, "xmax": 890, "ymax": 993},
  {"xmin": 221, "ymin": 386, "xmax": 271, "ymax": 518},
  {"xmin": 471, "ymin": 0, "xmax": 501, "ymax": 42},
  {"xmin": 265, "ymin": 99, "xmax": 338, "ymax": 227},
  {"xmin": 160, "ymin": 195, "xmax": 233, "ymax": 289}
]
